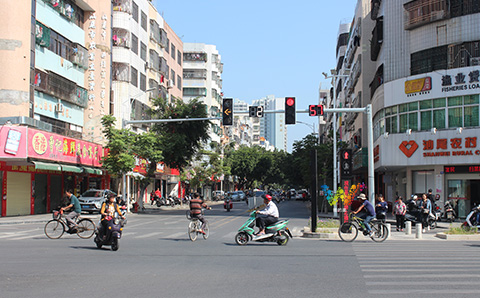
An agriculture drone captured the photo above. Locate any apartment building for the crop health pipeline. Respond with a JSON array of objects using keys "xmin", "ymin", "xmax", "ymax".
[
  {"xmin": 252, "ymin": 95, "xmax": 287, "ymax": 151},
  {"xmin": 182, "ymin": 43, "xmax": 223, "ymax": 144},
  {"xmin": 334, "ymin": 0, "xmax": 480, "ymax": 217},
  {"xmin": 0, "ymin": 0, "xmax": 109, "ymax": 216}
]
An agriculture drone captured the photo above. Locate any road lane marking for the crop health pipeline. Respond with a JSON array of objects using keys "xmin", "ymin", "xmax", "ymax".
[
  {"xmin": 363, "ymin": 268, "xmax": 480, "ymax": 272},
  {"xmin": 364, "ymin": 274, "xmax": 480, "ymax": 279},
  {"xmin": 164, "ymin": 232, "xmax": 185, "ymax": 238},
  {"xmin": 370, "ymin": 289, "xmax": 480, "ymax": 295},
  {"xmin": 134, "ymin": 232, "xmax": 163, "ymax": 239}
]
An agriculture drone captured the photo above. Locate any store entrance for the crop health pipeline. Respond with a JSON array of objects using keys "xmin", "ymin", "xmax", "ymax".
[
  {"xmin": 34, "ymin": 174, "xmax": 47, "ymax": 214},
  {"xmin": 470, "ymin": 180, "xmax": 480, "ymax": 207}
]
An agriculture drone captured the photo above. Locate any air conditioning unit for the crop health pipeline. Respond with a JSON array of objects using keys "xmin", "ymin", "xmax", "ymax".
[
  {"xmin": 55, "ymin": 103, "xmax": 64, "ymax": 113},
  {"xmin": 470, "ymin": 57, "xmax": 480, "ymax": 66},
  {"xmin": 166, "ymin": 79, "xmax": 174, "ymax": 88}
]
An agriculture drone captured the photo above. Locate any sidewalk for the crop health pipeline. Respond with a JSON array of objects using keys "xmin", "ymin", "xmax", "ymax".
[{"xmin": 304, "ymin": 211, "xmax": 471, "ymax": 240}]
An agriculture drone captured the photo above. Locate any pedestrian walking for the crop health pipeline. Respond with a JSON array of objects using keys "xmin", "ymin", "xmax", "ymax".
[
  {"xmin": 393, "ymin": 196, "xmax": 406, "ymax": 231},
  {"xmin": 375, "ymin": 194, "xmax": 388, "ymax": 223}
]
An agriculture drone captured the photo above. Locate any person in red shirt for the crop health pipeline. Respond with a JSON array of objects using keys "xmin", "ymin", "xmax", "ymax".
[{"xmin": 189, "ymin": 192, "xmax": 211, "ymax": 234}]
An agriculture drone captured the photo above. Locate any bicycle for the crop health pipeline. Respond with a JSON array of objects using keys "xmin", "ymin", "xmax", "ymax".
[
  {"xmin": 44, "ymin": 210, "xmax": 96, "ymax": 239},
  {"xmin": 186, "ymin": 210, "xmax": 209, "ymax": 241},
  {"xmin": 338, "ymin": 212, "xmax": 389, "ymax": 242}
]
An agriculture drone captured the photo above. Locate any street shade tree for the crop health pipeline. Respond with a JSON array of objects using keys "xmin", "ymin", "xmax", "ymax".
[{"xmin": 149, "ymin": 97, "xmax": 210, "ymax": 170}]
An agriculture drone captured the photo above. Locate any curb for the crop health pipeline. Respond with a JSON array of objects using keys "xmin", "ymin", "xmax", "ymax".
[{"xmin": 435, "ymin": 232, "xmax": 480, "ymax": 240}]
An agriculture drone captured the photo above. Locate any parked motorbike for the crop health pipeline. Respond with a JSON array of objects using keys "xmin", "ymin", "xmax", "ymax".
[
  {"xmin": 235, "ymin": 210, "xmax": 293, "ymax": 246},
  {"xmin": 170, "ymin": 196, "xmax": 181, "ymax": 205},
  {"xmin": 443, "ymin": 201, "xmax": 456, "ymax": 222},
  {"xmin": 404, "ymin": 199, "xmax": 437, "ymax": 229},
  {"xmin": 224, "ymin": 197, "xmax": 233, "ymax": 212},
  {"xmin": 462, "ymin": 205, "xmax": 480, "ymax": 229},
  {"xmin": 94, "ymin": 215, "xmax": 126, "ymax": 251}
]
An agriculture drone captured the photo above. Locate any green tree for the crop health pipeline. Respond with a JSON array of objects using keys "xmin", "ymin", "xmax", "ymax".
[{"xmin": 149, "ymin": 97, "xmax": 210, "ymax": 170}]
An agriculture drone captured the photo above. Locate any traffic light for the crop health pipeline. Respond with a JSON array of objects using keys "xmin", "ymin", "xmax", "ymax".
[
  {"xmin": 308, "ymin": 105, "xmax": 324, "ymax": 116},
  {"xmin": 285, "ymin": 97, "xmax": 296, "ymax": 124},
  {"xmin": 222, "ymin": 98, "xmax": 233, "ymax": 126},
  {"xmin": 340, "ymin": 149, "xmax": 353, "ymax": 177},
  {"xmin": 249, "ymin": 106, "xmax": 264, "ymax": 118}
]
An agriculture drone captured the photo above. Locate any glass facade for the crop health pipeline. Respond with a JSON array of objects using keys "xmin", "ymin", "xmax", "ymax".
[{"xmin": 374, "ymin": 94, "xmax": 480, "ymax": 139}]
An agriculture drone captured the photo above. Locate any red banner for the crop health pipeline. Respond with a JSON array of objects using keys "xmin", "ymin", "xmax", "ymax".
[{"xmin": 28, "ymin": 128, "xmax": 104, "ymax": 167}]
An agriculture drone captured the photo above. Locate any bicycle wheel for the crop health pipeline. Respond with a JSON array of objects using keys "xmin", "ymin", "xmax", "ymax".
[
  {"xmin": 76, "ymin": 218, "xmax": 96, "ymax": 239},
  {"xmin": 44, "ymin": 219, "xmax": 65, "ymax": 239},
  {"xmin": 202, "ymin": 221, "xmax": 209, "ymax": 240},
  {"xmin": 338, "ymin": 222, "xmax": 358, "ymax": 242},
  {"xmin": 371, "ymin": 223, "xmax": 389, "ymax": 242},
  {"xmin": 188, "ymin": 220, "xmax": 198, "ymax": 241}
]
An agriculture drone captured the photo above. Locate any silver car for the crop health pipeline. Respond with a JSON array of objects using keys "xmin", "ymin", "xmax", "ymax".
[{"xmin": 78, "ymin": 189, "xmax": 117, "ymax": 214}]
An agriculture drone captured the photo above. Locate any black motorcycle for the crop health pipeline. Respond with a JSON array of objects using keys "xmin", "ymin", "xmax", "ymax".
[
  {"xmin": 94, "ymin": 216, "xmax": 126, "ymax": 251},
  {"xmin": 404, "ymin": 199, "xmax": 437, "ymax": 229},
  {"xmin": 444, "ymin": 200, "xmax": 456, "ymax": 222}
]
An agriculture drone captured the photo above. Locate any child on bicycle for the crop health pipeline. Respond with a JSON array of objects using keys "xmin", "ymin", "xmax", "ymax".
[{"xmin": 353, "ymin": 193, "xmax": 376, "ymax": 237}]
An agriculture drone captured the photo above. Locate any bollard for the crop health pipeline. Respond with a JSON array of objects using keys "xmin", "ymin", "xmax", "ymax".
[
  {"xmin": 385, "ymin": 223, "xmax": 391, "ymax": 237},
  {"xmin": 405, "ymin": 221, "xmax": 411, "ymax": 235},
  {"xmin": 415, "ymin": 223, "xmax": 422, "ymax": 239}
]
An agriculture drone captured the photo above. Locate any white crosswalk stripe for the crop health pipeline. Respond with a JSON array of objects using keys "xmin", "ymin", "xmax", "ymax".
[{"xmin": 354, "ymin": 242, "xmax": 480, "ymax": 295}]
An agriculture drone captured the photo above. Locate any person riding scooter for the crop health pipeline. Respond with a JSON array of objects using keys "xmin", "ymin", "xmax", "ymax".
[
  {"xmin": 255, "ymin": 194, "xmax": 279, "ymax": 236},
  {"xmin": 98, "ymin": 193, "xmax": 125, "ymax": 240}
]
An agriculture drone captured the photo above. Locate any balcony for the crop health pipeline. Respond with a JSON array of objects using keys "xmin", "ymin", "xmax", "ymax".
[
  {"xmin": 345, "ymin": 55, "xmax": 362, "ymax": 95},
  {"xmin": 369, "ymin": 64, "xmax": 384, "ymax": 99},
  {"xmin": 404, "ymin": 0, "xmax": 448, "ymax": 30},
  {"xmin": 113, "ymin": 0, "xmax": 132, "ymax": 14},
  {"xmin": 184, "ymin": 52, "xmax": 207, "ymax": 62},
  {"xmin": 112, "ymin": 28, "xmax": 130, "ymax": 49},
  {"xmin": 370, "ymin": 17, "xmax": 383, "ymax": 61},
  {"xmin": 183, "ymin": 87, "xmax": 207, "ymax": 97},
  {"xmin": 371, "ymin": 0, "xmax": 382, "ymax": 20},
  {"xmin": 112, "ymin": 62, "xmax": 129, "ymax": 82},
  {"xmin": 159, "ymin": 57, "xmax": 168, "ymax": 75},
  {"xmin": 149, "ymin": 49, "xmax": 160, "ymax": 72},
  {"xmin": 150, "ymin": 19, "xmax": 160, "ymax": 44},
  {"xmin": 112, "ymin": 11, "xmax": 131, "ymax": 31},
  {"xmin": 160, "ymin": 28, "xmax": 168, "ymax": 49},
  {"xmin": 112, "ymin": 46, "xmax": 130, "ymax": 64},
  {"xmin": 183, "ymin": 69, "xmax": 207, "ymax": 79},
  {"xmin": 148, "ymin": 79, "xmax": 159, "ymax": 99},
  {"xmin": 71, "ymin": 43, "xmax": 88, "ymax": 70},
  {"xmin": 344, "ymin": 19, "xmax": 361, "ymax": 68},
  {"xmin": 34, "ymin": 69, "xmax": 87, "ymax": 108}
]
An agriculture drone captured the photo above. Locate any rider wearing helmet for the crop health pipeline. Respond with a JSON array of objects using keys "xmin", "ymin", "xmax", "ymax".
[{"xmin": 255, "ymin": 194, "xmax": 279, "ymax": 236}]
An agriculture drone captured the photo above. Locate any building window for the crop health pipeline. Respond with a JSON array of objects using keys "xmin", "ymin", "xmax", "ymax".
[
  {"xmin": 141, "ymin": 11, "xmax": 147, "ymax": 31},
  {"xmin": 177, "ymin": 50, "xmax": 181, "ymax": 65},
  {"xmin": 171, "ymin": 69, "xmax": 175, "ymax": 85},
  {"xmin": 177, "ymin": 75, "xmax": 181, "ymax": 90},
  {"xmin": 131, "ymin": 33, "xmax": 138, "ymax": 55},
  {"xmin": 140, "ymin": 73, "xmax": 146, "ymax": 91},
  {"xmin": 131, "ymin": 66, "xmax": 138, "ymax": 87},
  {"xmin": 140, "ymin": 42, "xmax": 146, "ymax": 61},
  {"xmin": 165, "ymin": 38, "xmax": 170, "ymax": 53},
  {"xmin": 448, "ymin": 107, "xmax": 462, "ymax": 128},
  {"xmin": 132, "ymin": 2, "xmax": 138, "ymax": 22},
  {"xmin": 411, "ymin": 46, "xmax": 447, "ymax": 75},
  {"xmin": 171, "ymin": 44, "xmax": 176, "ymax": 60}
]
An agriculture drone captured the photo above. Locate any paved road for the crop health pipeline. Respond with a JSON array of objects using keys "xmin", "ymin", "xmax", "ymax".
[{"xmin": 1, "ymin": 200, "xmax": 479, "ymax": 298}]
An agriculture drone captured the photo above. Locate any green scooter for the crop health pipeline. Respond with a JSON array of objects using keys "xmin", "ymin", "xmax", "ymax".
[{"xmin": 235, "ymin": 210, "xmax": 293, "ymax": 245}]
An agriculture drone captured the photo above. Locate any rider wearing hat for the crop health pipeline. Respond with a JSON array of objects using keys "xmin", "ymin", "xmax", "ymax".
[
  {"xmin": 255, "ymin": 194, "xmax": 279, "ymax": 236},
  {"xmin": 353, "ymin": 193, "xmax": 376, "ymax": 237}
]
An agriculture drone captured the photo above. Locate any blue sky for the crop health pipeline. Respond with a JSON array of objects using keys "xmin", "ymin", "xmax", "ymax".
[{"xmin": 153, "ymin": 0, "xmax": 357, "ymax": 151}]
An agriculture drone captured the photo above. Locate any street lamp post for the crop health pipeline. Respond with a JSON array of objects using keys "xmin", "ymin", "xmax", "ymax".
[
  {"xmin": 323, "ymin": 69, "xmax": 350, "ymax": 217},
  {"xmin": 121, "ymin": 87, "xmax": 155, "ymax": 212}
]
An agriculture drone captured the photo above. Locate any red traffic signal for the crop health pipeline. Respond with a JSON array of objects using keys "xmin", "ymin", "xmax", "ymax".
[
  {"xmin": 308, "ymin": 105, "xmax": 324, "ymax": 116},
  {"xmin": 285, "ymin": 97, "xmax": 296, "ymax": 125}
]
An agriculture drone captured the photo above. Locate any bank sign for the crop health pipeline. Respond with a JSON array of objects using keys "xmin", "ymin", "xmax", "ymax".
[
  {"xmin": 384, "ymin": 66, "xmax": 480, "ymax": 106},
  {"xmin": 375, "ymin": 130, "xmax": 480, "ymax": 168}
]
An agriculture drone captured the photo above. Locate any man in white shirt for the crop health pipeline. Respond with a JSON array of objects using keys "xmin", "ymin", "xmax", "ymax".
[{"xmin": 255, "ymin": 194, "xmax": 279, "ymax": 236}]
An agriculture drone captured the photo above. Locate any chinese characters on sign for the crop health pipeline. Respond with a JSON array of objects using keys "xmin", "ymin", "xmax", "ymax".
[
  {"xmin": 29, "ymin": 129, "xmax": 104, "ymax": 167},
  {"xmin": 441, "ymin": 70, "xmax": 480, "ymax": 92},
  {"xmin": 422, "ymin": 137, "xmax": 479, "ymax": 157}
]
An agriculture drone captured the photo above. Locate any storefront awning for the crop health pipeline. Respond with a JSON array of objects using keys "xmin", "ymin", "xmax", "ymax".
[
  {"xmin": 61, "ymin": 164, "xmax": 83, "ymax": 173},
  {"xmin": 33, "ymin": 161, "xmax": 61, "ymax": 171},
  {"xmin": 126, "ymin": 172, "xmax": 145, "ymax": 179},
  {"xmin": 83, "ymin": 167, "xmax": 103, "ymax": 175}
]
